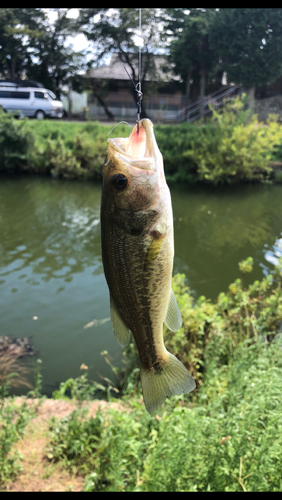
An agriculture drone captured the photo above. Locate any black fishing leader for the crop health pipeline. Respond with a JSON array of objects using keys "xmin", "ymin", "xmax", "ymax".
[{"xmin": 124, "ymin": 66, "xmax": 143, "ymax": 135}]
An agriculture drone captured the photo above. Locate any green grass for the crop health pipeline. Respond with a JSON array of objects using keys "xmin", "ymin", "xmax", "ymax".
[
  {"xmin": 45, "ymin": 334, "xmax": 282, "ymax": 492},
  {"xmin": 0, "ymin": 397, "xmax": 39, "ymax": 486}
]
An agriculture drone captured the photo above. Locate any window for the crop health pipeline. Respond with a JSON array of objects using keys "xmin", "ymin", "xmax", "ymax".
[
  {"xmin": 35, "ymin": 91, "xmax": 46, "ymax": 100},
  {"xmin": 11, "ymin": 91, "xmax": 30, "ymax": 99},
  {"xmin": 0, "ymin": 91, "xmax": 11, "ymax": 98},
  {"xmin": 47, "ymin": 91, "xmax": 56, "ymax": 100}
]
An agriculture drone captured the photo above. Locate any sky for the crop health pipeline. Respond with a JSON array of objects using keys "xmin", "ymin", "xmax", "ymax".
[
  {"xmin": 45, "ymin": 8, "xmax": 151, "ymax": 65},
  {"xmin": 45, "ymin": 8, "xmax": 91, "ymax": 56}
]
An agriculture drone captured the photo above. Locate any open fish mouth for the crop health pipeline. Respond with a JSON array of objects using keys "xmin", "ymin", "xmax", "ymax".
[{"xmin": 107, "ymin": 118, "xmax": 161, "ymax": 170}]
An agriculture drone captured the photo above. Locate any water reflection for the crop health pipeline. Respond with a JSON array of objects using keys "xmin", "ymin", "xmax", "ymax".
[
  {"xmin": 171, "ymin": 183, "xmax": 282, "ymax": 298},
  {"xmin": 0, "ymin": 178, "xmax": 102, "ymax": 285},
  {"xmin": 262, "ymin": 235, "xmax": 282, "ymax": 273}
]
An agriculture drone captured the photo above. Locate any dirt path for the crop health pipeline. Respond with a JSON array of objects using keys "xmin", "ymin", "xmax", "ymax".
[{"xmin": 3, "ymin": 397, "xmax": 127, "ymax": 492}]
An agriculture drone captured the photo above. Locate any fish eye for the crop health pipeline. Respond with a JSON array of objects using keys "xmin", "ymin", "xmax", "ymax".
[{"xmin": 110, "ymin": 174, "xmax": 128, "ymax": 191}]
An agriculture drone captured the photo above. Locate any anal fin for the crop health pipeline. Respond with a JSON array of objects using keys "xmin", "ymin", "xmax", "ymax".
[
  {"xmin": 110, "ymin": 296, "xmax": 130, "ymax": 347},
  {"xmin": 164, "ymin": 288, "xmax": 183, "ymax": 332}
]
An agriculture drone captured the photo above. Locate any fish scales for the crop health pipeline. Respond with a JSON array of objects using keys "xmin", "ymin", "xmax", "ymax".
[
  {"xmin": 101, "ymin": 212, "xmax": 167, "ymax": 369},
  {"xmin": 100, "ymin": 118, "xmax": 196, "ymax": 413}
]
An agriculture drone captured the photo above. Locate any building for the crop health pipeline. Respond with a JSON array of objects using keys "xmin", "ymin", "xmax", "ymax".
[
  {"xmin": 61, "ymin": 90, "xmax": 88, "ymax": 117},
  {"xmin": 84, "ymin": 53, "xmax": 185, "ymax": 123}
]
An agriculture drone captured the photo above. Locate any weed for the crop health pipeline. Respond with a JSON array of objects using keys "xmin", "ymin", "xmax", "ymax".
[
  {"xmin": 0, "ymin": 351, "xmax": 32, "ymax": 399},
  {"xmin": 28, "ymin": 358, "xmax": 43, "ymax": 399},
  {"xmin": 43, "ymin": 257, "xmax": 282, "ymax": 491},
  {"xmin": 0, "ymin": 397, "xmax": 38, "ymax": 486},
  {"xmin": 0, "ymin": 110, "xmax": 34, "ymax": 173},
  {"xmin": 2, "ymin": 256, "xmax": 282, "ymax": 491}
]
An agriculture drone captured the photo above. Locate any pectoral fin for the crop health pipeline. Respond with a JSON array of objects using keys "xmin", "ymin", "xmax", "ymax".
[
  {"xmin": 110, "ymin": 296, "xmax": 130, "ymax": 347},
  {"xmin": 164, "ymin": 289, "xmax": 183, "ymax": 332}
]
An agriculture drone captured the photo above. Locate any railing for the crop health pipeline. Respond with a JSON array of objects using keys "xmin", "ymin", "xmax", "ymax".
[{"xmin": 177, "ymin": 85, "xmax": 242, "ymax": 122}]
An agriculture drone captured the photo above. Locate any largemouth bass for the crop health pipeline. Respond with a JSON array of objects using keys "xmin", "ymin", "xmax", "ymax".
[{"xmin": 100, "ymin": 118, "xmax": 196, "ymax": 414}]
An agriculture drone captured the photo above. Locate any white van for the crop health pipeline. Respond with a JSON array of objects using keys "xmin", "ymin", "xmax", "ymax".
[{"xmin": 0, "ymin": 83, "xmax": 64, "ymax": 119}]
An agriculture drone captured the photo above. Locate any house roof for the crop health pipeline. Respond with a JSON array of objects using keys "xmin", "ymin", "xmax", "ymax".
[{"xmin": 85, "ymin": 53, "xmax": 181, "ymax": 83}]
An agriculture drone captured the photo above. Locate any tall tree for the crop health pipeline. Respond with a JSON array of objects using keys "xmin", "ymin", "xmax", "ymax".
[
  {"xmin": 76, "ymin": 8, "xmax": 166, "ymax": 118},
  {"xmin": 26, "ymin": 9, "xmax": 87, "ymax": 98},
  {"xmin": 0, "ymin": 8, "xmax": 45, "ymax": 79},
  {"xmin": 160, "ymin": 9, "xmax": 190, "ymax": 111},
  {"xmin": 0, "ymin": 8, "xmax": 88, "ymax": 99},
  {"xmin": 166, "ymin": 8, "xmax": 218, "ymax": 119},
  {"xmin": 210, "ymin": 8, "xmax": 282, "ymax": 109}
]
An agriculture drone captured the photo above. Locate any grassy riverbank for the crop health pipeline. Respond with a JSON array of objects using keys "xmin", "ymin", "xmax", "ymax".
[
  {"xmin": 1, "ymin": 96, "xmax": 282, "ymax": 185},
  {"xmin": 1, "ymin": 256, "xmax": 282, "ymax": 491}
]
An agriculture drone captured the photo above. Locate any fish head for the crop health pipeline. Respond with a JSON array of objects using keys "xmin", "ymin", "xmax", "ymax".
[{"xmin": 102, "ymin": 119, "xmax": 167, "ymax": 212}]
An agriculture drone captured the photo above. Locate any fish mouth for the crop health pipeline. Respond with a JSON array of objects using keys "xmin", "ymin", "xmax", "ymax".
[{"xmin": 107, "ymin": 118, "xmax": 161, "ymax": 171}]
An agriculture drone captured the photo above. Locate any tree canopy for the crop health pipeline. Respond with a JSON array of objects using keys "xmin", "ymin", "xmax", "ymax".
[
  {"xmin": 210, "ymin": 8, "xmax": 282, "ymax": 90},
  {"xmin": 1, "ymin": 8, "xmax": 282, "ymax": 111},
  {"xmin": 26, "ymin": 9, "xmax": 87, "ymax": 98},
  {"xmin": 0, "ymin": 8, "xmax": 45, "ymax": 79},
  {"xmin": 76, "ymin": 8, "xmax": 167, "ymax": 117},
  {"xmin": 166, "ymin": 8, "xmax": 219, "ymax": 116},
  {"xmin": 0, "ymin": 8, "xmax": 88, "ymax": 98}
]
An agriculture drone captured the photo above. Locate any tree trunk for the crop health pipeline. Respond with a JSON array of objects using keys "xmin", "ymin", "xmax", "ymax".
[
  {"xmin": 184, "ymin": 70, "xmax": 192, "ymax": 121},
  {"xmin": 199, "ymin": 67, "xmax": 207, "ymax": 120},
  {"xmin": 90, "ymin": 79, "xmax": 115, "ymax": 121},
  {"xmin": 68, "ymin": 80, "xmax": 73, "ymax": 121},
  {"xmin": 246, "ymin": 86, "xmax": 255, "ymax": 112},
  {"xmin": 94, "ymin": 93, "xmax": 115, "ymax": 121},
  {"xmin": 10, "ymin": 58, "xmax": 16, "ymax": 79}
]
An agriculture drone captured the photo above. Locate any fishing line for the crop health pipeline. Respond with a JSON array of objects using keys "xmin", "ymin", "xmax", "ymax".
[
  {"xmin": 107, "ymin": 121, "xmax": 131, "ymax": 136},
  {"xmin": 124, "ymin": 8, "xmax": 143, "ymax": 134}
]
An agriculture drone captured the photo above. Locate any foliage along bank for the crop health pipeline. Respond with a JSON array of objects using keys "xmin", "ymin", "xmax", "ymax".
[
  {"xmin": 1, "ymin": 96, "xmax": 282, "ymax": 185},
  {"xmin": 1, "ymin": 256, "xmax": 282, "ymax": 491},
  {"xmin": 37, "ymin": 256, "xmax": 282, "ymax": 492}
]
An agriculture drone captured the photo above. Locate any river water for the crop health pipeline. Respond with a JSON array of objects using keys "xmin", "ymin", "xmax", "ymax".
[{"xmin": 1, "ymin": 176, "xmax": 282, "ymax": 395}]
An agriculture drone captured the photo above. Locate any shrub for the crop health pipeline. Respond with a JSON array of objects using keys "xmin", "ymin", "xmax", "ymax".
[
  {"xmin": 47, "ymin": 405, "xmax": 153, "ymax": 490},
  {"xmin": 45, "ymin": 257, "xmax": 282, "ymax": 492},
  {"xmin": 0, "ymin": 111, "xmax": 35, "ymax": 173},
  {"xmin": 47, "ymin": 334, "xmax": 282, "ymax": 492},
  {"xmin": 163, "ymin": 256, "xmax": 282, "ymax": 388},
  {"xmin": 154, "ymin": 122, "xmax": 200, "ymax": 183},
  {"xmin": 182, "ymin": 97, "xmax": 282, "ymax": 185},
  {"xmin": 2, "ymin": 103, "xmax": 282, "ymax": 185},
  {"xmin": 139, "ymin": 337, "xmax": 282, "ymax": 492},
  {"xmin": 27, "ymin": 121, "xmax": 130, "ymax": 180}
]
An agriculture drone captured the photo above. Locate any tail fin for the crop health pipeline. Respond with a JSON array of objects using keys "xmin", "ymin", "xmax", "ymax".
[{"xmin": 140, "ymin": 352, "xmax": 196, "ymax": 414}]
